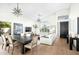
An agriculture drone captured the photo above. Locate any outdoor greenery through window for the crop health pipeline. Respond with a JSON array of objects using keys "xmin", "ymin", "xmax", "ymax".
[{"xmin": 0, "ymin": 21, "xmax": 11, "ymax": 28}]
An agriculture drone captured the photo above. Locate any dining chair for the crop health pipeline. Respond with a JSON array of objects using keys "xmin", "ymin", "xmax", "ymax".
[
  {"xmin": 6, "ymin": 33, "xmax": 20, "ymax": 54},
  {"xmin": 1, "ymin": 34, "xmax": 9, "ymax": 50},
  {"xmin": 24, "ymin": 33, "xmax": 38, "ymax": 52}
]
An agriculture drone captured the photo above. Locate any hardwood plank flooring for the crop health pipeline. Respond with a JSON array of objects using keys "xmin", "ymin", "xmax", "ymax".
[{"xmin": 0, "ymin": 38, "xmax": 79, "ymax": 55}]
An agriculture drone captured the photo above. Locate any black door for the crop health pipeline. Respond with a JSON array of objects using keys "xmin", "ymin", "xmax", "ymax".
[
  {"xmin": 60, "ymin": 22, "xmax": 69, "ymax": 38},
  {"xmin": 77, "ymin": 17, "xmax": 79, "ymax": 51},
  {"xmin": 77, "ymin": 17, "xmax": 79, "ymax": 34}
]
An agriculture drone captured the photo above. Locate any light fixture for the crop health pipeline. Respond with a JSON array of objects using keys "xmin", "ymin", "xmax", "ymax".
[
  {"xmin": 12, "ymin": 3, "xmax": 22, "ymax": 17},
  {"xmin": 37, "ymin": 14, "xmax": 41, "ymax": 22},
  {"xmin": 37, "ymin": 18, "xmax": 41, "ymax": 22}
]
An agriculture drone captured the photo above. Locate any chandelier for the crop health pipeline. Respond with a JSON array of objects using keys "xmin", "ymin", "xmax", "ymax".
[
  {"xmin": 12, "ymin": 3, "xmax": 22, "ymax": 17},
  {"xmin": 37, "ymin": 14, "xmax": 41, "ymax": 22}
]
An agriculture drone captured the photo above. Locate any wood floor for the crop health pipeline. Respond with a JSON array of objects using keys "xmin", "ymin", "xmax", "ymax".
[{"xmin": 0, "ymin": 38, "xmax": 79, "ymax": 55}]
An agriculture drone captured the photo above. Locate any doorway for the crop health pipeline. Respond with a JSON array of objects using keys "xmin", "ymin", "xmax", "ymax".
[{"xmin": 60, "ymin": 22, "xmax": 69, "ymax": 38}]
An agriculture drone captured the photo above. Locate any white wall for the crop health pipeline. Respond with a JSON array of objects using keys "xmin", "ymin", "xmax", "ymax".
[
  {"xmin": 42, "ymin": 14, "xmax": 57, "ymax": 25},
  {"xmin": 69, "ymin": 4, "xmax": 79, "ymax": 34},
  {"xmin": 69, "ymin": 4, "xmax": 79, "ymax": 47}
]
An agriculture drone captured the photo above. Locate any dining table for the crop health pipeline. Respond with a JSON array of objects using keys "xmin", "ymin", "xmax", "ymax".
[{"xmin": 13, "ymin": 34, "xmax": 32, "ymax": 54}]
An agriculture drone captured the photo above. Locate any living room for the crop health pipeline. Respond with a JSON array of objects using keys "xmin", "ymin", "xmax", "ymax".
[{"xmin": 0, "ymin": 3, "xmax": 79, "ymax": 55}]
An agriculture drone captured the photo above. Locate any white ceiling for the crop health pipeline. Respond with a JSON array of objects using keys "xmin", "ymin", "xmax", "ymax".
[
  {"xmin": 0, "ymin": 3, "xmax": 71, "ymax": 21},
  {"xmin": 20, "ymin": 3, "xmax": 70, "ymax": 20}
]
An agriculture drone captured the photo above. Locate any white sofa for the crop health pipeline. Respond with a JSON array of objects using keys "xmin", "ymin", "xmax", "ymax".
[{"xmin": 40, "ymin": 33, "xmax": 56, "ymax": 45}]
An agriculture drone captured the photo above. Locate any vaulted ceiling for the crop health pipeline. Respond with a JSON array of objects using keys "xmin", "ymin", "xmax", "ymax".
[
  {"xmin": 0, "ymin": 3, "xmax": 71, "ymax": 21},
  {"xmin": 20, "ymin": 3, "xmax": 71, "ymax": 20}
]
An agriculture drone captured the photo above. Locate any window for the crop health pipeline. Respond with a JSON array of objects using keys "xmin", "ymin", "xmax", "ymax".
[{"xmin": 58, "ymin": 15, "xmax": 69, "ymax": 20}]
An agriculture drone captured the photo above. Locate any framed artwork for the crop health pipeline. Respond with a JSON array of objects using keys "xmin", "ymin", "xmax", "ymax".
[{"xmin": 14, "ymin": 23, "xmax": 23, "ymax": 35}]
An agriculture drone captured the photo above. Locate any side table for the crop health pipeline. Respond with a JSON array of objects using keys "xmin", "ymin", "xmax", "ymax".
[{"xmin": 69, "ymin": 37, "xmax": 79, "ymax": 51}]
